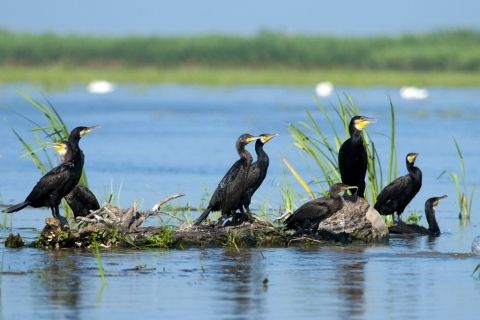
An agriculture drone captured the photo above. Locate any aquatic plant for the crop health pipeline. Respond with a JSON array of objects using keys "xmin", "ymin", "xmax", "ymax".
[
  {"xmin": 285, "ymin": 96, "xmax": 397, "ymax": 211},
  {"xmin": 473, "ymin": 264, "xmax": 480, "ymax": 279},
  {"xmin": 405, "ymin": 211, "xmax": 422, "ymax": 225},
  {"xmin": 450, "ymin": 138, "xmax": 476, "ymax": 220},
  {"xmin": 91, "ymin": 239, "xmax": 107, "ymax": 286},
  {"xmin": 144, "ymin": 229, "xmax": 173, "ymax": 248}
]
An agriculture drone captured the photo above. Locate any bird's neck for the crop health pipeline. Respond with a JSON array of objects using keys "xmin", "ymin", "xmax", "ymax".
[
  {"xmin": 237, "ymin": 144, "xmax": 253, "ymax": 165},
  {"xmin": 349, "ymin": 123, "xmax": 362, "ymax": 137},
  {"xmin": 255, "ymin": 141, "xmax": 269, "ymax": 165},
  {"xmin": 425, "ymin": 206, "xmax": 440, "ymax": 235},
  {"xmin": 407, "ymin": 163, "xmax": 422, "ymax": 182},
  {"xmin": 67, "ymin": 138, "xmax": 84, "ymax": 165}
]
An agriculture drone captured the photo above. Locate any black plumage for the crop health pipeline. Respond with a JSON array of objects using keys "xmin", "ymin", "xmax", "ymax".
[
  {"xmin": 194, "ymin": 133, "xmax": 260, "ymax": 225},
  {"xmin": 54, "ymin": 140, "xmax": 100, "ymax": 217},
  {"xmin": 374, "ymin": 152, "xmax": 422, "ymax": 221},
  {"xmin": 389, "ymin": 195, "xmax": 446, "ymax": 236},
  {"xmin": 284, "ymin": 183, "xmax": 357, "ymax": 232},
  {"xmin": 238, "ymin": 133, "xmax": 277, "ymax": 214},
  {"xmin": 4, "ymin": 126, "xmax": 97, "ymax": 226},
  {"xmin": 338, "ymin": 115, "xmax": 375, "ymax": 198}
]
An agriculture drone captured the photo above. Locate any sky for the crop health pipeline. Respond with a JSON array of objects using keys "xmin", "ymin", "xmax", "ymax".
[{"xmin": 1, "ymin": 0, "xmax": 479, "ymax": 36}]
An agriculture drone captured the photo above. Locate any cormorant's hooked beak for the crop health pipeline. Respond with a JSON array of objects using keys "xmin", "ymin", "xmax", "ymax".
[
  {"xmin": 357, "ymin": 117, "xmax": 376, "ymax": 130},
  {"xmin": 407, "ymin": 152, "xmax": 419, "ymax": 163},
  {"xmin": 80, "ymin": 125, "xmax": 100, "ymax": 137},
  {"xmin": 260, "ymin": 133, "xmax": 278, "ymax": 144},
  {"xmin": 433, "ymin": 195, "xmax": 448, "ymax": 208},
  {"xmin": 245, "ymin": 136, "xmax": 261, "ymax": 143}
]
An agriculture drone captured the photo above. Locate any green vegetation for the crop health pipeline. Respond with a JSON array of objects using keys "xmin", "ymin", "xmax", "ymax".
[
  {"xmin": 3, "ymin": 66, "xmax": 480, "ymax": 87},
  {"xmin": 91, "ymin": 238, "xmax": 107, "ymax": 286},
  {"xmin": 1, "ymin": 30, "xmax": 480, "ymax": 86},
  {"xmin": 144, "ymin": 228, "xmax": 174, "ymax": 248},
  {"xmin": 406, "ymin": 211, "xmax": 422, "ymax": 225},
  {"xmin": 2, "ymin": 29, "xmax": 480, "ymax": 70},
  {"xmin": 451, "ymin": 138, "xmax": 476, "ymax": 220}
]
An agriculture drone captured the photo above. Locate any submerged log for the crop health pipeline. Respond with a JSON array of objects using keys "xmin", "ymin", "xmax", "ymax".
[{"xmin": 317, "ymin": 196, "xmax": 389, "ymax": 243}]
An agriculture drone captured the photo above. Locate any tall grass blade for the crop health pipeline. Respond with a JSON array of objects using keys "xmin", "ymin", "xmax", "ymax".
[{"xmin": 282, "ymin": 156, "xmax": 316, "ymax": 200}]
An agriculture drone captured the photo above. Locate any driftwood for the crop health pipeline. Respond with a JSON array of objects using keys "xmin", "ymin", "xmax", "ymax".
[
  {"xmin": 27, "ymin": 194, "xmax": 389, "ymax": 249},
  {"xmin": 32, "ymin": 193, "xmax": 289, "ymax": 249}
]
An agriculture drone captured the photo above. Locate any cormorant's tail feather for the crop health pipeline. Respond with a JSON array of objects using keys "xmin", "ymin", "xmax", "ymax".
[
  {"xmin": 4, "ymin": 201, "xmax": 29, "ymax": 213},
  {"xmin": 194, "ymin": 207, "xmax": 211, "ymax": 226}
]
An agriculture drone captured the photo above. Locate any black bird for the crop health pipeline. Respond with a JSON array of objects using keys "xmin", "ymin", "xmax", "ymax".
[
  {"xmin": 238, "ymin": 133, "xmax": 277, "ymax": 214},
  {"xmin": 389, "ymin": 195, "xmax": 447, "ymax": 236},
  {"xmin": 374, "ymin": 152, "xmax": 422, "ymax": 221},
  {"xmin": 338, "ymin": 115, "xmax": 375, "ymax": 198},
  {"xmin": 4, "ymin": 126, "xmax": 98, "ymax": 226},
  {"xmin": 194, "ymin": 133, "xmax": 261, "ymax": 225},
  {"xmin": 284, "ymin": 183, "xmax": 357, "ymax": 232},
  {"xmin": 53, "ymin": 141, "xmax": 100, "ymax": 217}
]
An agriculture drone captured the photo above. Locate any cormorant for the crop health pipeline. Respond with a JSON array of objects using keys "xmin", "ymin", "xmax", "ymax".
[
  {"xmin": 3, "ymin": 126, "xmax": 98, "ymax": 226},
  {"xmin": 53, "ymin": 141, "xmax": 100, "ymax": 217},
  {"xmin": 374, "ymin": 152, "xmax": 422, "ymax": 221},
  {"xmin": 389, "ymin": 195, "xmax": 447, "ymax": 236},
  {"xmin": 194, "ymin": 133, "xmax": 260, "ymax": 225},
  {"xmin": 338, "ymin": 115, "xmax": 375, "ymax": 198},
  {"xmin": 238, "ymin": 133, "xmax": 277, "ymax": 214},
  {"xmin": 284, "ymin": 183, "xmax": 357, "ymax": 232}
]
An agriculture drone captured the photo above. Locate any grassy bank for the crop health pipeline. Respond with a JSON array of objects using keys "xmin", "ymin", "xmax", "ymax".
[{"xmin": 1, "ymin": 65, "xmax": 480, "ymax": 87}]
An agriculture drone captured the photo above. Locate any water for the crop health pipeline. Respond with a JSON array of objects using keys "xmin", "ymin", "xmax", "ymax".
[{"xmin": 1, "ymin": 84, "xmax": 480, "ymax": 319}]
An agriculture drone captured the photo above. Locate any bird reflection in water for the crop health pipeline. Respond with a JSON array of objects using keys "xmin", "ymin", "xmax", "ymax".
[
  {"xmin": 334, "ymin": 247, "xmax": 366, "ymax": 319},
  {"xmin": 213, "ymin": 249, "xmax": 267, "ymax": 319},
  {"xmin": 32, "ymin": 251, "xmax": 83, "ymax": 319}
]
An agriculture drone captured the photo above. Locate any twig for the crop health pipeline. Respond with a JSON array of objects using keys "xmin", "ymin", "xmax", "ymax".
[
  {"xmin": 150, "ymin": 193, "xmax": 185, "ymax": 212},
  {"xmin": 131, "ymin": 193, "xmax": 185, "ymax": 230}
]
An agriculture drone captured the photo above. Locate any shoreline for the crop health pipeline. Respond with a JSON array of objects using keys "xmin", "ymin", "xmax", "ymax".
[{"xmin": 1, "ymin": 66, "xmax": 480, "ymax": 87}]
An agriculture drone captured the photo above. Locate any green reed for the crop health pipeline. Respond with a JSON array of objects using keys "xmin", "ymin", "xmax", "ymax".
[
  {"xmin": 286, "ymin": 96, "xmax": 397, "ymax": 207},
  {"xmin": 13, "ymin": 93, "xmax": 89, "ymax": 185},
  {"xmin": 451, "ymin": 138, "xmax": 476, "ymax": 220}
]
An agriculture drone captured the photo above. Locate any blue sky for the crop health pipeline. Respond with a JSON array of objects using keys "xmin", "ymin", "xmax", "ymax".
[{"xmin": 1, "ymin": 0, "xmax": 479, "ymax": 36}]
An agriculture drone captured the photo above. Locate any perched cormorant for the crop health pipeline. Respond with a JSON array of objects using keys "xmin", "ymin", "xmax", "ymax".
[
  {"xmin": 284, "ymin": 183, "xmax": 357, "ymax": 232},
  {"xmin": 389, "ymin": 195, "xmax": 447, "ymax": 236},
  {"xmin": 53, "ymin": 141, "xmax": 100, "ymax": 217},
  {"xmin": 338, "ymin": 115, "xmax": 375, "ymax": 198},
  {"xmin": 3, "ymin": 126, "xmax": 98, "ymax": 226},
  {"xmin": 194, "ymin": 133, "xmax": 261, "ymax": 225},
  {"xmin": 374, "ymin": 152, "xmax": 422, "ymax": 221},
  {"xmin": 238, "ymin": 133, "xmax": 277, "ymax": 214}
]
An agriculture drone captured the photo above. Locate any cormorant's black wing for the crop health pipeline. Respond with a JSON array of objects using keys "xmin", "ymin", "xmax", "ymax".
[
  {"xmin": 25, "ymin": 163, "xmax": 74, "ymax": 204},
  {"xmin": 374, "ymin": 175, "xmax": 412, "ymax": 213},
  {"xmin": 245, "ymin": 162, "xmax": 262, "ymax": 191},
  {"xmin": 284, "ymin": 198, "xmax": 330, "ymax": 228},
  {"xmin": 207, "ymin": 159, "xmax": 243, "ymax": 208}
]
